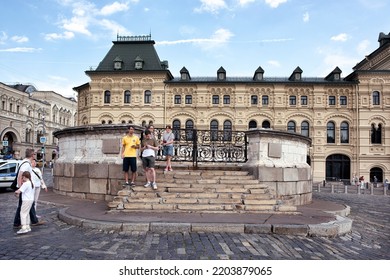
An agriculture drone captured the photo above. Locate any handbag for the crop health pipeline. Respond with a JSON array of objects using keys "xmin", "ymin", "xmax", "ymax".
[{"xmin": 10, "ymin": 161, "xmax": 29, "ymax": 191}]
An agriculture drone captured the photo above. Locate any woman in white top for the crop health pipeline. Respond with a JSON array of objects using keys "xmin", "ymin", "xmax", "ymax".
[
  {"xmin": 14, "ymin": 171, "xmax": 35, "ymax": 234},
  {"xmin": 31, "ymin": 159, "xmax": 47, "ymax": 212}
]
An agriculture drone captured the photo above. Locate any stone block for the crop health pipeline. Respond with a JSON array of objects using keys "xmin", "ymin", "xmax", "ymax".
[
  {"xmin": 268, "ymin": 143, "xmax": 282, "ymax": 158},
  {"xmin": 74, "ymin": 164, "xmax": 89, "ymax": 178},
  {"xmin": 90, "ymin": 178, "xmax": 108, "ymax": 194},
  {"xmin": 63, "ymin": 163, "xmax": 74, "ymax": 177},
  {"xmin": 89, "ymin": 163, "xmax": 109, "ymax": 179},
  {"xmin": 86, "ymin": 193, "xmax": 106, "ymax": 201},
  {"xmin": 191, "ymin": 223, "xmax": 244, "ymax": 233},
  {"xmin": 122, "ymin": 223, "xmax": 150, "ymax": 232},
  {"xmin": 102, "ymin": 139, "xmax": 120, "ymax": 154},
  {"xmin": 150, "ymin": 222, "xmax": 191, "ymax": 233},
  {"xmin": 244, "ymin": 224, "xmax": 272, "ymax": 234},
  {"xmin": 283, "ymin": 168, "xmax": 299, "ymax": 181},
  {"xmin": 257, "ymin": 166, "xmax": 283, "ymax": 181},
  {"xmin": 109, "ymin": 164, "xmax": 123, "ymax": 179},
  {"xmin": 53, "ymin": 163, "xmax": 64, "ymax": 176},
  {"xmin": 58, "ymin": 176, "xmax": 73, "ymax": 192},
  {"xmin": 273, "ymin": 224, "xmax": 308, "ymax": 236},
  {"xmin": 72, "ymin": 177, "xmax": 90, "ymax": 193}
]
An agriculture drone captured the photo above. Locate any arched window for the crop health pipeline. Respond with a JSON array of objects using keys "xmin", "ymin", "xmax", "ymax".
[
  {"xmin": 102, "ymin": 120, "xmax": 106, "ymax": 124},
  {"xmin": 174, "ymin": 95, "xmax": 181, "ymax": 104},
  {"xmin": 173, "ymin": 119, "xmax": 181, "ymax": 140},
  {"xmin": 104, "ymin": 90, "xmax": 111, "ymax": 104},
  {"xmin": 210, "ymin": 120, "xmax": 218, "ymax": 141},
  {"xmin": 340, "ymin": 121, "xmax": 349, "ymax": 143},
  {"xmin": 185, "ymin": 95, "xmax": 192, "ymax": 104},
  {"xmin": 144, "ymin": 90, "xmax": 152, "ymax": 104},
  {"xmin": 185, "ymin": 120, "xmax": 194, "ymax": 141},
  {"xmin": 223, "ymin": 120, "xmax": 232, "ymax": 141},
  {"xmin": 248, "ymin": 120, "xmax": 257, "ymax": 129},
  {"xmin": 124, "ymin": 90, "xmax": 131, "ymax": 104},
  {"xmin": 371, "ymin": 123, "xmax": 382, "ymax": 144},
  {"xmin": 372, "ymin": 91, "xmax": 380, "ymax": 105},
  {"xmin": 327, "ymin": 121, "xmax": 335, "ymax": 143},
  {"xmin": 212, "ymin": 95, "xmax": 219, "ymax": 105},
  {"xmin": 287, "ymin": 121, "xmax": 296, "ymax": 133},
  {"xmin": 301, "ymin": 121, "xmax": 309, "ymax": 137},
  {"xmin": 223, "ymin": 95, "xmax": 230, "ymax": 104},
  {"xmin": 108, "ymin": 120, "xmax": 113, "ymax": 124},
  {"xmin": 262, "ymin": 120, "xmax": 270, "ymax": 128}
]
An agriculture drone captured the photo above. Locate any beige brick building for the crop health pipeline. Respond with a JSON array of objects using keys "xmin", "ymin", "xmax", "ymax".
[
  {"xmin": 73, "ymin": 33, "xmax": 390, "ymax": 183},
  {"xmin": 0, "ymin": 83, "xmax": 77, "ymax": 161}
]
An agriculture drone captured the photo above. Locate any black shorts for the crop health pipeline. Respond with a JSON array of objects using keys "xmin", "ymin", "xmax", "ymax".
[
  {"xmin": 142, "ymin": 156, "xmax": 156, "ymax": 169},
  {"xmin": 123, "ymin": 157, "xmax": 137, "ymax": 173}
]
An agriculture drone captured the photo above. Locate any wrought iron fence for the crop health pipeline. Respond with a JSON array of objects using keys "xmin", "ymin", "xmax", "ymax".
[{"xmin": 149, "ymin": 128, "xmax": 248, "ymax": 166}]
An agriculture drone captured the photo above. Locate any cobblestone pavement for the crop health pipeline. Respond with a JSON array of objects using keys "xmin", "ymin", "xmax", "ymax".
[{"xmin": 0, "ymin": 170, "xmax": 389, "ymax": 260}]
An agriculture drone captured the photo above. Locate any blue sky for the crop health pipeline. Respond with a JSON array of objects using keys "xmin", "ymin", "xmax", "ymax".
[{"xmin": 1, "ymin": 0, "xmax": 389, "ymax": 97}]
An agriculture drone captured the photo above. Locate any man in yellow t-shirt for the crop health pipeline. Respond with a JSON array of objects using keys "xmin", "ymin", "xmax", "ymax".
[{"xmin": 121, "ymin": 125, "xmax": 140, "ymax": 187}]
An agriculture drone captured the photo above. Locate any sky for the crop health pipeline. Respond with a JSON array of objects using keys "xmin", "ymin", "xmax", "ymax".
[{"xmin": 1, "ymin": 0, "xmax": 389, "ymax": 98}]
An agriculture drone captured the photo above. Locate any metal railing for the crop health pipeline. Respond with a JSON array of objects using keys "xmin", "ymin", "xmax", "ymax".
[{"xmin": 150, "ymin": 128, "xmax": 248, "ymax": 167}]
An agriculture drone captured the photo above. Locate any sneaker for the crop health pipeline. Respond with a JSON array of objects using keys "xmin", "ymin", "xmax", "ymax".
[
  {"xmin": 152, "ymin": 182, "xmax": 157, "ymax": 190},
  {"xmin": 164, "ymin": 168, "xmax": 169, "ymax": 172},
  {"xmin": 168, "ymin": 167, "xmax": 173, "ymax": 171},
  {"xmin": 26, "ymin": 227, "xmax": 31, "ymax": 232},
  {"xmin": 130, "ymin": 182, "xmax": 136, "ymax": 187},
  {"xmin": 144, "ymin": 182, "xmax": 151, "ymax": 188},
  {"xmin": 16, "ymin": 228, "xmax": 29, "ymax": 234},
  {"xmin": 122, "ymin": 182, "xmax": 130, "ymax": 188}
]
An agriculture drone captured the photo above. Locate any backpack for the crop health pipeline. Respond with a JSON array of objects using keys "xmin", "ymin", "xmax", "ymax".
[{"xmin": 10, "ymin": 161, "xmax": 29, "ymax": 191}]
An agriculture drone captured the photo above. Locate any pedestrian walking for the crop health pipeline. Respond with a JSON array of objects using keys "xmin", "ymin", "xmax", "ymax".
[
  {"xmin": 373, "ymin": 176, "xmax": 378, "ymax": 188},
  {"xmin": 162, "ymin": 125, "xmax": 175, "ymax": 172},
  {"xmin": 13, "ymin": 148, "xmax": 44, "ymax": 228},
  {"xmin": 14, "ymin": 171, "xmax": 34, "ymax": 234},
  {"xmin": 141, "ymin": 130, "xmax": 160, "ymax": 190},
  {"xmin": 31, "ymin": 159, "xmax": 48, "ymax": 214},
  {"xmin": 121, "ymin": 125, "xmax": 140, "ymax": 187}
]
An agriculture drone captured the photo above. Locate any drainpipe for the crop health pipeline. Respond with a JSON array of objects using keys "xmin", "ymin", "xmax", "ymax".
[
  {"xmin": 164, "ymin": 83, "xmax": 167, "ymax": 126},
  {"xmin": 356, "ymin": 82, "xmax": 360, "ymax": 178}
]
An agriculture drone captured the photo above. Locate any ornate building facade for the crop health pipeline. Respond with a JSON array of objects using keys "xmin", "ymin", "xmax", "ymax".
[
  {"xmin": 73, "ymin": 33, "xmax": 390, "ymax": 183},
  {"xmin": 0, "ymin": 83, "xmax": 77, "ymax": 161}
]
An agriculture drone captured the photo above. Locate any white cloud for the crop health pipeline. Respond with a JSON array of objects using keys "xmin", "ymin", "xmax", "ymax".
[
  {"xmin": 331, "ymin": 33, "xmax": 349, "ymax": 42},
  {"xmin": 98, "ymin": 19, "xmax": 130, "ymax": 36},
  {"xmin": 100, "ymin": 1, "xmax": 130, "ymax": 16},
  {"xmin": 11, "ymin": 35, "xmax": 29, "ymax": 43},
  {"xmin": 0, "ymin": 31, "xmax": 8, "ymax": 44},
  {"xmin": 264, "ymin": 0, "xmax": 288, "ymax": 8},
  {"xmin": 157, "ymin": 28, "xmax": 233, "ymax": 50},
  {"xmin": 268, "ymin": 60, "xmax": 281, "ymax": 67},
  {"xmin": 0, "ymin": 47, "xmax": 42, "ymax": 53},
  {"xmin": 237, "ymin": 0, "xmax": 256, "ymax": 6},
  {"xmin": 194, "ymin": 0, "xmax": 228, "ymax": 14},
  {"xmin": 303, "ymin": 12, "xmax": 309, "ymax": 22},
  {"xmin": 44, "ymin": 31, "xmax": 75, "ymax": 41},
  {"xmin": 357, "ymin": 39, "xmax": 371, "ymax": 55},
  {"xmin": 62, "ymin": 16, "xmax": 92, "ymax": 36}
]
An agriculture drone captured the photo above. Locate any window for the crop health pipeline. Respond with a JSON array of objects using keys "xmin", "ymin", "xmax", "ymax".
[
  {"xmin": 124, "ymin": 90, "xmax": 131, "ymax": 104},
  {"xmin": 185, "ymin": 95, "xmax": 192, "ymax": 104},
  {"xmin": 371, "ymin": 123, "xmax": 382, "ymax": 144},
  {"xmin": 262, "ymin": 95, "xmax": 269, "ymax": 105},
  {"xmin": 329, "ymin": 96, "xmax": 336, "ymax": 105},
  {"xmin": 248, "ymin": 120, "xmax": 257, "ymax": 129},
  {"xmin": 212, "ymin": 95, "xmax": 219, "ymax": 105},
  {"xmin": 210, "ymin": 120, "xmax": 218, "ymax": 141},
  {"xmin": 289, "ymin": 96, "xmax": 296, "ymax": 105},
  {"xmin": 251, "ymin": 95, "xmax": 258, "ymax": 105},
  {"xmin": 16, "ymin": 105, "xmax": 20, "ymax": 114},
  {"xmin": 340, "ymin": 121, "xmax": 349, "ymax": 143},
  {"xmin": 185, "ymin": 120, "xmax": 194, "ymax": 141},
  {"xmin": 287, "ymin": 121, "xmax": 296, "ymax": 132},
  {"xmin": 340, "ymin": 96, "xmax": 347, "ymax": 105},
  {"xmin": 223, "ymin": 120, "xmax": 232, "ymax": 141},
  {"xmin": 327, "ymin": 122, "xmax": 335, "ymax": 143},
  {"xmin": 104, "ymin": 90, "xmax": 111, "ymax": 104},
  {"xmin": 262, "ymin": 120, "xmax": 270, "ymax": 128},
  {"xmin": 173, "ymin": 120, "xmax": 181, "ymax": 141},
  {"xmin": 373, "ymin": 91, "xmax": 380, "ymax": 105},
  {"xmin": 144, "ymin": 90, "xmax": 151, "ymax": 104},
  {"xmin": 301, "ymin": 96, "xmax": 308, "ymax": 105},
  {"xmin": 9, "ymin": 103, "xmax": 13, "ymax": 112},
  {"xmin": 1, "ymin": 101, "xmax": 5, "ymax": 110},
  {"xmin": 301, "ymin": 121, "xmax": 309, "ymax": 137},
  {"xmin": 223, "ymin": 95, "xmax": 230, "ymax": 105},
  {"xmin": 174, "ymin": 95, "xmax": 181, "ymax": 104}
]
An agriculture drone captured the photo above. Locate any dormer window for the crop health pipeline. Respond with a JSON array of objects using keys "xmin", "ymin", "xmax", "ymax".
[
  {"xmin": 217, "ymin": 66, "xmax": 226, "ymax": 81},
  {"xmin": 180, "ymin": 67, "xmax": 191, "ymax": 80},
  {"xmin": 289, "ymin": 67, "xmax": 303, "ymax": 81},
  {"xmin": 253, "ymin": 66, "xmax": 264, "ymax": 81},
  {"xmin": 113, "ymin": 56, "xmax": 123, "ymax": 70},
  {"xmin": 134, "ymin": 55, "xmax": 144, "ymax": 70}
]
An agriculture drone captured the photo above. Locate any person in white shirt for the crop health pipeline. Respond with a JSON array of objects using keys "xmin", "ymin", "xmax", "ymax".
[
  {"xmin": 31, "ymin": 159, "xmax": 48, "ymax": 213},
  {"xmin": 14, "ymin": 171, "xmax": 35, "ymax": 234},
  {"xmin": 141, "ymin": 130, "xmax": 160, "ymax": 190}
]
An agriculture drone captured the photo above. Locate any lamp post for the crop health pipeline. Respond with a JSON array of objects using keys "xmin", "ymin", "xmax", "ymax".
[{"xmin": 42, "ymin": 115, "xmax": 46, "ymax": 174}]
